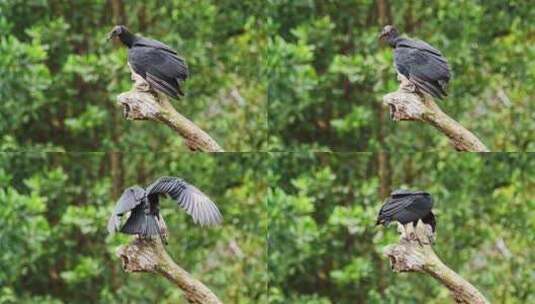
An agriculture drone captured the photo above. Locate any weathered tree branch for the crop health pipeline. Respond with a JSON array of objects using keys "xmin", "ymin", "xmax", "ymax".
[
  {"xmin": 383, "ymin": 75, "xmax": 489, "ymax": 152},
  {"xmin": 116, "ymin": 65, "xmax": 224, "ymax": 152},
  {"xmin": 384, "ymin": 221, "xmax": 489, "ymax": 304},
  {"xmin": 116, "ymin": 237, "xmax": 222, "ymax": 304}
]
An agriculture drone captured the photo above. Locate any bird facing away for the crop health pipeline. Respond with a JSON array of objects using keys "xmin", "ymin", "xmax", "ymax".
[
  {"xmin": 376, "ymin": 189, "xmax": 436, "ymax": 232},
  {"xmin": 380, "ymin": 25, "xmax": 451, "ymax": 100},
  {"xmin": 107, "ymin": 176, "xmax": 222, "ymax": 244},
  {"xmin": 107, "ymin": 25, "xmax": 189, "ymax": 99}
]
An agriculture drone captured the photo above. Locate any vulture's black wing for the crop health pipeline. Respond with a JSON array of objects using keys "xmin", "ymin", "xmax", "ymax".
[
  {"xmin": 394, "ymin": 38, "xmax": 450, "ymax": 100},
  {"xmin": 391, "ymin": 189, "xmax": 430, "ymax": 198},
  {"xmin": 396, "ymin": 38, "xmax": 446, "ymax": 59},
  {"xmin": 134, "ymin": 36, "xmax": 179, "ymax": 55},
  {"xmin": 377, "ymin": 190, "xmax": 433, "ymax": 226},
  {"xmin": 128, "ymin": 38, "xmax": 188, "ymax": 99},
  {"xmin": 377, "ymin": 195, "xmax": 413, "ymax": 224},
  {"xmin": 146, "ymin": 177, "xmax": 222, "ymax": 226},
  {"xmin": 107, "ymin": 186, "xmax": 145, "ymax": 234}
]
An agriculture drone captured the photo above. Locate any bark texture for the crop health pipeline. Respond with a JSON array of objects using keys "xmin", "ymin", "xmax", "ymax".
[
  {"xmin": 384, "ymin": 220, "xmax": 490, "ymax": 304},
  {"xmin": 116, "ymin": 65, "xmax": 224, "ymax": 152},
  {"xmin": 116, "ymin": 238, "xmax": 222, "ymax": 304},
  {"xmin": 383, "ymin": 74, "xmax": 489, "ymax": 152}
]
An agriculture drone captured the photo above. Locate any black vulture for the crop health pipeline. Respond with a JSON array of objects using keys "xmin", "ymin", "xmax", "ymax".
[
  {"xmin": 107, "ymin": 176, "xmax": 222, "ymax": 244},
  {"xmin": 376, "ymin": 189, "xmax": 436, "ymax": 232},
  {"xmin": 107, "ymin": 25, "xmax": 188, "ymax": 99},
  {"xmin": 380, "ymin": 25, "xmax": 451, "ymax": 100}
]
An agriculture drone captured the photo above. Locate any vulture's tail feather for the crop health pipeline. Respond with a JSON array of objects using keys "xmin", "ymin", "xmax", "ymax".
[
  {"xmin": 120, "ymin": 210, "xmax": 146, "ymax": 235},
  {"xmin": 422, "ymin": 212, "xmax": 436, "ymax": 232},
  {"xmin": 145, "ymin": 215, "xmax": 160, "ymax": 236},
  {"xmin": 411, "ymin": 75, "xmax": 445, "ymax": 100}
]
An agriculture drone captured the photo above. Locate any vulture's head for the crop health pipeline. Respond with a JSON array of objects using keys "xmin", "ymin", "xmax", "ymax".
[
  {"xmin": 107, "ymin": 25, "xmax": 128, "ymax": 39},
  {"xmin": 379, "ymin": 25, "xmax": 399, "ymax": 47},
  {"xmin": 107, "ymin": 25, "xmax": 134, "ymax": 47}
]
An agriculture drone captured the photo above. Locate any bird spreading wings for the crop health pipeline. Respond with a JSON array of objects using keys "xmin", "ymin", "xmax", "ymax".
[
  {"xmin": 380, "ymin": 25, "xmax": 451, "ymax": 100},
  {"xmin": 107, "ymin": 177, "xmax": 222, "ymax": 244},
  {"xmin": 108, "ymin": 25, "xmax": 188, "ymax": 99},
  {"xmin": 376, "ymin": 189, "xmax": 436, "ymax": 231}
]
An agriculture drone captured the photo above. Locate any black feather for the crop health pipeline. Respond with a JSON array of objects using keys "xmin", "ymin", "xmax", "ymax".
[
  {"xmin": 113, "ymin": 26, "xmax": 189, "ymax": 99},
  {"xmin": 108, "ymin": 176, "xmax": 222, "ymax": 245},
  {"xmin": 382, "ymin": 26, "xmax": 451, "ymax": 100},
  {"xmin": 377, "ymin": 189, "xmax": 436, "ymax": 231},
  {"xmin": 146, "ymin": 176, "xmax": 223, "ymax": 226}
]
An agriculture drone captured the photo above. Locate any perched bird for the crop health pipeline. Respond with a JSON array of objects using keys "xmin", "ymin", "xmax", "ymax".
[
  {"xmin": 380, "ymin": 25, "xmax": 451, "ymax": 100},
  {"xmin": 107, "ymin": 25, "xmax": 189, "ymax": 99},
  {"xmin": 376, "ymin": 189, "xmax": 436, "ymax": 232},
  {"xmin": 107, "ymin": 176, "xmax": 222, "ymax": 244}
]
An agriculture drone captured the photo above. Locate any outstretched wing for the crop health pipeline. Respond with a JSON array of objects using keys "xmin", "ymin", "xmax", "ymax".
[
  {"xmin": 146, "ymin": 177, "xmax": 222, "ymax": 226},
  {"xmin": 107, "ymin": 186, "xmax": 145, "ymax": 234}
]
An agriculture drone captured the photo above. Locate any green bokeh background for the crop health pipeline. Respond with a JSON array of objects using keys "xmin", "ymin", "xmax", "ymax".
[
  {"xmin": 0, "ymin": 1, "xmax": 267, "ymax": 152},
  {"xmin": 0, "ymin": 152, "xmax": 267, "ymax": 303},
  {"xmin": 268, "ymin": 152, "xmax": 534, "ymax": 303},
  {"xmin": 268, "ymin": 0, "xmax": 534, "ymax": 151}
]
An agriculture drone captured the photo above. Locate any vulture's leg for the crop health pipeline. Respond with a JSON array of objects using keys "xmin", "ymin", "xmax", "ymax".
[
  {"xmin": 397, "ymin": 222, "xmax": 407, "ymax": 239},
  {"xmin": 404, "ymin": 222, "xmax": 416, "ymax": 241},
  {"xmin": 156, "ymin": 214, "xmax": 168, "ymax": 245}
]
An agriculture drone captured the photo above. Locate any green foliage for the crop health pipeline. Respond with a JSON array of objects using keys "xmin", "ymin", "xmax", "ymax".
[
  {"xmin": 0, "ymin": 0, "xmax": 267, "ymax": 151},
  {"xmin": 268, "ymin": 153, "xmax": 534, "ymax": 303},
  {"xmin": 268, "ymin": 0, "xmax": 535, "ymax": 151},
  {"xmin": 0, "ymin": 153, "xmax": 267, "ymax": 303},
  {"xmin": 1, "ymin": 1, "xmax": 534, "ymax": 303}
]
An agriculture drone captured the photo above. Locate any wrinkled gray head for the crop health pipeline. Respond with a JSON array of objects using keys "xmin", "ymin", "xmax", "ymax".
[
  {"xmin": 127, "ymin": 185, "xmax": 146, "ymax": 201},
  {"xmin": 107, "ymin": 25, "xmax": 129, "ymax": 40},
  {"xmin": 379, "ymin": 25, "xmax": 399, "ymax": 46}
]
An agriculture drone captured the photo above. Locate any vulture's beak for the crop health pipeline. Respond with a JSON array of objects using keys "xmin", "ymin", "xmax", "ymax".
[
  {"xmin": 106, "ymin": 30, "xmax": 115, "ymax": 41},
  {"xmin": 379, "ymin": 30, "xmax": 387, "ymax": 40}
]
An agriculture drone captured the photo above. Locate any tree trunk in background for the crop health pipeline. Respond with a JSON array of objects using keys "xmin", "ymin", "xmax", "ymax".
[
  {"xmin": 376, "ymin": 1, "xmax": 392, "ymax": 296},
  {"xmin": 110, "ymin": 0, "xmax": 126, "ymax": 199},
  {"xmin": 376, "ymin": 0, "xmax": 392, "ymax": 161},
  {"xmin": 110, "ymin": 152, "xmax": 124, "ymax": 199},
  {"xmin": 110, "ymin": 0, "xmax": 126, "ymax": 25},
  {"xmin": 377, "ymin": 0, "xmax": 391, "ymax": 26},
  {"xmin": 376, "ymin": 1, "xmax": 392, "ymax": 200},
  {"xmin": 377, "ymin": 152, "xmax": 391, "ymax": 200},
  {"xmin": 405, "ymin": 0, "xmax": 415, "ymax": 33}
]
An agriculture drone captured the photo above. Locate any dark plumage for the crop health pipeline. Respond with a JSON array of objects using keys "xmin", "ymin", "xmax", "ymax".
[
  {"xmin": 380, "ymin": 25, "xmax": 451, "ymax": 100},
  {"xmin": 107, "ymin": 176, "xmax": 222, "ymax": 244},
  {"xmin": 376, "ymin": 189, "xmax": 436, "ymax": 231},
  {"xmin": 108, "ymin": 25, "xmax": 188, "ymax": 99}
]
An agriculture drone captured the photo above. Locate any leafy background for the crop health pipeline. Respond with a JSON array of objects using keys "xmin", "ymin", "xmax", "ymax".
[
  {"xmin": 268, "ymin": 0, "xmax": 535, "ymax": 151},
  {"xmin": 0, "ymin": 0, "xmax": 267, "ymax": 152},
  {"xmin": 268, "ymin": 152, "xmax": 534, "ymax": 303},
  {"xmin": 1, "ymin": 0, "xmax": 535, "ymax": 303},
  {"xmin": 0, "ymin": 152, "xmax": 267, "ymax": 303}
]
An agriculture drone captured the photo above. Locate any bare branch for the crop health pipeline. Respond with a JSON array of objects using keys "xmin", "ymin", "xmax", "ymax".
[
  {"xmin": 384, "ymin": 221, "xmax": 490, "ymax": 304},
  {"xmin": 116, "ymin": 238, "xmax": 222, "ymax": 304},
  {"xmin": 383, "ymin": 75, "xmax": 489, "ymax": 152},
  {"xmin": 116, "ymin": 65, "xmax": 224, "ymax": 152}
]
